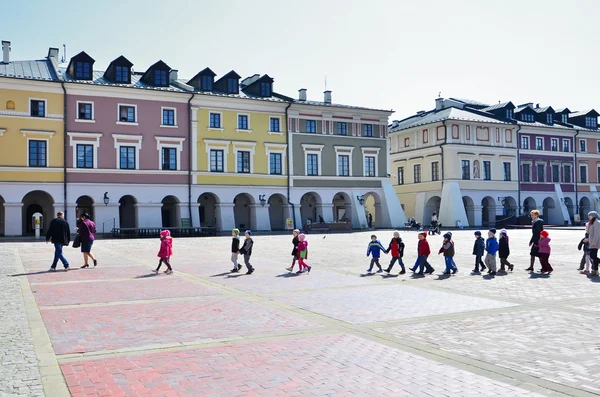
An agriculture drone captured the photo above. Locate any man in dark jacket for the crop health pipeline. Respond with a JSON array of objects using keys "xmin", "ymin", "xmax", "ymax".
[
  {"xmin": 526, "ymin": 210, "xmax": 544, "ymax": 272},
  {"xmin": 45, "ymin": 211, "xmax": 71, "ymax": 271}
]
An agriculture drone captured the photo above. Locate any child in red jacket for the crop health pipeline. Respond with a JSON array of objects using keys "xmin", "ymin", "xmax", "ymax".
[
  {"xmin": 384, "ymin": 231, "xmax": 406, "ymax": 274},
  {"xmin": 153, "ymin": 230, "xmax": 173, "ymax": 274},
  {"xmin": 416, "ymin": 232, "xmax": 435, "ymax": 275}
]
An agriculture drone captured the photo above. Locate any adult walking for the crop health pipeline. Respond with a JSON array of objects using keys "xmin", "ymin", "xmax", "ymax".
[
  {"xmin": 525, "ymin": 209, "xmax": 543, "ymax": 272},
  {"xmin": 586, "ymin": 211, "xmax": 600, "ymax": 276},
  {"xmin": 45, "ymin": 211, "xmax": 71, "ymax": 272},
  {"xmin": 76, "ymin": 213, "xmax": 98, "ymax": 268}
]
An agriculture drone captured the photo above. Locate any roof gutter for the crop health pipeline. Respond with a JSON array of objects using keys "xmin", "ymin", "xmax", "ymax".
[
  {"xmin": 284, "ymin": 102, "xmax": 296, "ymax": 228},
  {"xmin": 574, "ymin": 129, "xmax": 579, "ymax": 217},
  {"xmin": 516, "ymin": 123, "xmax": 522, "ymax": 215},
  {"xmin": 61, "ymin": 81, "xmax": 67, "ymax": 215},
  {"xmin": 187, "ymin": 93, "xmax": 195, "ymax": 226}
]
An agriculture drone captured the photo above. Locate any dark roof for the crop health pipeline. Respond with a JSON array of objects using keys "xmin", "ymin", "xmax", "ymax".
[
  {"xmin": 515, "ymin": 104, "xmax": 535, "ymax": 113},
  {"xmin": 0, "ymin": 59, "xmax": 58, "ymax": 81},
  {"xmin": 389, "ymin": 107, "xmax": 508, "ymax": 132},
  {"xmin": 555, "ymin": 107, "xmax": 571, "ymax": 113},
  {"xmin": 570, "ymin": 109, "xmax": 599, "ymax": 118},
  {"xmin": 59, "ymin": 68, "xmax": 185, "ymax": 92},
  {"xmin": 188, "ymin": 67, "xmax": 216, "ymax": 85},
  {"xmin": 450, "ymin": 98, "xmax": 490, "ymax": 107},
  {"xmin": 480, "ymin": 101, "xmax": 514, "ymax": 112},
  {"xmin": 534, "ymin": 106, "xmax": 554, "ymax": 113},
  {"xmin": 108, "ymin": 55, "xmax": 133, "ymax": 67},
  {"xmin": 216, "ymin": 70, "xmax": 241, "ymax": 82}
]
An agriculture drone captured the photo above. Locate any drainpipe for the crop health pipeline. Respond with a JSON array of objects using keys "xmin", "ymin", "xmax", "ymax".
[
  {"xmin": 61, "ymin": 82, "xmax": 67, "ymax": 215},
  {"xmin": 187, "ymin": 93, "xmax": 195, "ymax": 226},
  {"xmin": 516, "ymin": 124, "xmax": 522, "ymax": 215},
  {"xmin": 440, "ymin": 120, "xmax": 447, "ymax": 219},
  {"xmin": 574, "ymin": 129, "xmax": 579, "ymax": 217},
  {"xmin": 284, "ymin": 102, "xmax": 296, "ymax": 228}
]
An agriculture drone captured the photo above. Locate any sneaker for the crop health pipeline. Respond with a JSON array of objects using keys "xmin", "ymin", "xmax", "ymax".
[
  {"xmin": 442, "ymin": 271, "xmax": 451, "ymax": 275},
  {"xmin": 286, "ymin": 267, "xmax": 293, "ymax": 272},
  {"xmin": 452, "ymin": 269, "xmax": 458, "ymax": 274},
  {"xmin": 246, "ymin": 269, "xmax": 254, "ymax": 275},
  {"xmin": 581, "ymin": 270, "xmax": 590, "ymax": 274},
  {"xmin": 166, "ymin": 270, "xmax": 173, "ymax": 275},
  {"xmin": 471, "ymin": 270, "xmax": 480, "ymax": 275},
  {"xmin": 64, "ymin": 267, "xmax": 70, "ymax": 272},
  {"xmin": 307, "ymin": 266, "xmax": 312, "ymax": 273},
  {"xmin": 376, "ymin": 269, "xmax": 383, "ymax": 273},
  {"xmin": 508, "ymin": 265, "xmax": 514, "ymax": 272},
  {"xmin": 383, "ymin": 268, "xmax": 391, "ymax": 274},
  {"xmin": 230, "ymin": 268, "xmax": 239, "ymax": 273},
  {"xmin": 426, "ymin": 268, "xmax": 435, "ymax": 275},
  {"xmin": 480, "ymin": 264, "xmax": 487, "ymax": 270},
  {"xmin": 399, "ymin": 269, "xmax": 406, "ymax": 275},
  {"xmin": 237, "ymin": 264, "xmax": 242, "ymax": 271},
  {"xmin": 49, "ymin": 268, "xmax": 57, "ymax": 272},
  {"xmin": 152, "ymin": 269, "xmax": 159, "ymax": 274},
  {"xmin": 365, "ymin": 269, "xmax": 372, "ymax": 274},
  {"xmin": 489, "ymin": 271, "xmax": 497, "ymax": 276}
]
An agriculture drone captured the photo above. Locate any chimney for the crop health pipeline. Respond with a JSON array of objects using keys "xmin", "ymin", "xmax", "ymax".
[
  {"xmin": 435, "ymin": 97, "xmax": 444, "ymax": 111},
  {"xmin": 324, "ymin": 90, "xmax": 332, "ymax": 104},
  {"xmin": 169, "ymin": 69, "xmax": 178, "ymax": 83},
  {"xmin": 2, "ymin": 41, "xmax": 10, "ymax": 64},
  {"xmin": 298, "ymin": 88, "xmax": 307, "ymax": 102},
  {"xmin": 47, "ymin": 47, "xmax": 59, "ymax": 60}
]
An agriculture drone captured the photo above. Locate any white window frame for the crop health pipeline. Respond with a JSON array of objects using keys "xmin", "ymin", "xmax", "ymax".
[
  {"xmin": 521, "ymin": 162, "xmax": 532, "ymax": 182},
  {"xmin": 334, "ymin": 146, "xmax": 354, "ymax": 177},
  {"xmin": 431, "ymin": 161, "xmax": 440, "ymax": 181},
  {"xmin": 29, "ymin": 98, "xmax": 48, "ymax": 118},
  {"xmin": 116, "ymin": 103, "xmax": 138, "ymax": 125},
  {"xmin": 155, "ymin": 136, "xmax": 185, "ymax": 171},
  {"xmin": 232, "ymin": 141, "xmax": 257, "ymax": 173},
  {"xmin": 302, "ymin": 144, "xmax": 324, "ymax": 176},
  {"xmin": 22, "ymin": 130, "xmax": 55, "ymax": 168},
  {"xmin": 550, "ymin": 138, "xmax": 558, "ymax": 152},
  {"xmin": 535, "ymin": 137, "xmax": 544, "ymax": 151},
  {"xmin": 265, "ymin": 143, "xmax": 287, "ymax": 175},
  {"xmin": 596, "ymin": 140, "xmax": 600, "ymax": 153},
  {"xmin": 75, "ymin": 101, "xmax": 95, "ymax": 123},
  {"xmin": 236, "ymin": 113, "xmax": 252, "ymax": 133},
  {"xmin": 503, "ymin": 161, "xmax": 512, "ymax": 181},
  {"xmin": 563, "ymin": 164, "xmax": 572, "ymax": 183},
  {"xmin": 26, "ymin": 138, "xmax": 49, "ymax": 168},
  {"xmin": 112, "ymin": 134, "xmax": 143, "ymax": 170},
  {"xmin": 67, "ymin": 132, "xmax": 102, "ymax": 169},
  {"xmin": 580, "ymin": 139, "xmax": 587, "ymax": 153},
  {"xmin": 268, "ymin": 116, "xmax": 283, "ymax": 134},
  {"xmin": 204, "ymin": 139, "xmax": 230, "ymax": 172},
  {"xmin": 579, "ymin": 163, "xmax": 589, "ymax": 184},
  {"xmin": 536, "ymin": 163, "xmax": 545, "ymax": 183},
  {"xmin": 521, "ymin": 135, "xmax": 529, "ymax": 149},
  {"xmin": 208, "ymin": 111, "xmax": 224, "ymax": 131},
  {"xmin": 361, "ymin": 147, "xmax": 380, "ymax": 177},
  {"xmin": 160, "ymin": 106, "xmax": 178, "ymax": 128},
  {"xmin": 562, "ymin": 139, "xmax": 570, "ymax": 152}
]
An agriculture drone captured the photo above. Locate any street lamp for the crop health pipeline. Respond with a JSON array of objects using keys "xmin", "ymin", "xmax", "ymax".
[
  {"xmin": 259, "ymin": 195, "xmax": 266, "ymax": 206},
  {"xmin": 357, "ymin": 195, "xmax": 365, "ymax": 206},
  {"xmin": 103, "ymin": 192, "xmax": 109, "ymax": 206}
]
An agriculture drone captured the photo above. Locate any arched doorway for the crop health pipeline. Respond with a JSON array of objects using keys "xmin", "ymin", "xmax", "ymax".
[
  {"xmin": 119, "ymin": 195, "xmax": 137, "ymax": 229},
  {"xmin": 22, "ymin": 191, "xmax": 54, "ymax": 235},
  {"xmin": 424, "ymin": 196, "xmax": 441, "ymax": 225},
  {"xmin": 564, "ymin": 197, "xmax": 574, "ymax": 223},
  {"xmin": 500, "ymin": 196, "xmax": 517, "ymax": 218},
  {"xmin": 198, "ymin": 193, "xmax": 219, "ymax": 229},
  {"xmin": 462, "ymin": 196, "xmax": 475, "ymax": 226},
  {"xmin": 76, "ymin": 195, "xmax": 95, "ymax": 221},
  {"xmin": 580, "ymin": 197, "xmax": 592, "ymax": 221},
  {"xmin": 333, "ymin": 192, "xmax": 352, "ymax": 222},
  {"xmin": 268, "ymin": 194, "xmax": 286, "ymax": 231},
  {"xmin": 161, "ymin": 196, "xmax": 181, "ymax": 228},
  {"xmin": 364, "ymin": 192, "xmax": 382, "ymax": 228},
  {"xmin": 481, "ymin": 196, "xmax": 496, "ymax": 226},
  {"xmin": 523, "ymin": 197, "xmax": 537, "ymax": 215},
  {"xmin": 543, "ymin": 197, "xmax": 561, "ymax": 225},
  {"xmin": 233, "ymin": 193, "xmax": 253, "ymax": 230},
  {"xmin": 300, "ymin": 192, "xmax": 322, "ymax": 226},
  {"xmin": 0, "ymin": 195, "xmax": 5, "ymax": 236}
]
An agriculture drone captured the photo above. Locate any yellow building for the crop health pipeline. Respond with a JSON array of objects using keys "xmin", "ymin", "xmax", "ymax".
[{"xmin": 0, "ymin": 44, "xmax": 64, "ymax": 235}]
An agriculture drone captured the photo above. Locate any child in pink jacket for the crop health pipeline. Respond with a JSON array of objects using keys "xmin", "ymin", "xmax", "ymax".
[
  {"xmin": 153, "ymin": 230, "xmax": 173, "ymax": 274},
  {"xmin": 296, "ymin": 234, "xmax": 312, "ymax": 274},
  {"xmin": 538, "ymin": 230, "xmax": 553, "ymax": 275}
]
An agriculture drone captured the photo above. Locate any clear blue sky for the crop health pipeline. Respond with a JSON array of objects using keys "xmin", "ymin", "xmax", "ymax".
[{"xmin": 4, "ymin": 0, "xmax": 600, "ymax": 119}]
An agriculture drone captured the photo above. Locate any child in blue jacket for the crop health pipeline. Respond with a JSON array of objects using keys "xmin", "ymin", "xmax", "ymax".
[
  {"xmin": 366, "ymin": 235, "xmax": 386, "ymax": 273},
  {"xmin": 485, "ymin": 228, "xmax": 498, "ymax": 275}
]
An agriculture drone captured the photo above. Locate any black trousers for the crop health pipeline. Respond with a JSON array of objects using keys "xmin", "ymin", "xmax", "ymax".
[{"xmin": 589, "ymin": 249, "xmax": 599, "ymax": 272}]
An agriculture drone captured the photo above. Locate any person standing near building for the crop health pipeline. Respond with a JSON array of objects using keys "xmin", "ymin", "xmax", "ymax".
[
  {"xmin": 526, "ymin": 210, "xmax": 543, "ymax": 272},
  {"xmin": 77, "ymin": 213, "xmax": 98, "ymax": 268},
  {"xmin": 45, "ymin": 211, "xmax": 71, "ymax": 272}
]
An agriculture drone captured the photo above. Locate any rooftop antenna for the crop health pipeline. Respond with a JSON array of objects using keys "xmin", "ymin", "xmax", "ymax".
[
  {"xmin": 60, "ymin": 44, "xmax": 66, "ymax": 64},
  {"xmin": 438, "ymin": 92, "xmax": 441, "ymax": 98}
]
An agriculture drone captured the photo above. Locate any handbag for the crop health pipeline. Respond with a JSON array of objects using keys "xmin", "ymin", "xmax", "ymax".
[{"xmin": 72, "ymin": 234, "xmax": 81, "ymax": 248}]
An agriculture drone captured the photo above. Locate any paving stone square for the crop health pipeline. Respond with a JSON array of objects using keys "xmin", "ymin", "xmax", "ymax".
[{"xmin": 26, "ymin": 265, "xmax": 152, "ymax": 284}]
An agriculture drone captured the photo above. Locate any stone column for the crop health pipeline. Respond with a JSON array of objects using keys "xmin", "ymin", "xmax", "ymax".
[
  {"xmin": 65, "ymin": 203, "xmax": 77, "ymax": 232},
  {"xmin": 135, "ymin": 203, "xmax": 162, "ymax": 228},
  {"xmin": 190, "ymin": 203, "xmax": 200, "ymax": 228},
  {"xmin": 251, "ymin": 204, "xmax": 271, "ymax": 231},
  {"xmin": 3, "ymin": 203, "xmax": 23, "ymax": 236},
  {"xmin": 94, "ymin": 203, "xmax": 120, "ymax": 234},
  {"xmin": 473, "ymin": 205, "xmax": 483, "ymax": 228},
  {"xmin": 216, "ymin": 203, "xmax": 235, "ymax": 232}
]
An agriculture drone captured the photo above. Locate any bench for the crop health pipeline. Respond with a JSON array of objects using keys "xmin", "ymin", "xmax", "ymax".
[
  {"xmin": 305, "ymin": 222, "xmax": 351, "ymax": 234},
  {"xmin": 111, "ymin": 227, "xmax": 217, "ymax": 239}
]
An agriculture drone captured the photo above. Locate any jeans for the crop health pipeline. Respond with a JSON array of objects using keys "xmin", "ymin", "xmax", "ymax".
[
  {"xmin": 474, "ymin": 255, "xmax": 484, "ymax": 271},
  {"xmin": 444, "ymin": 256, "xmax": 457, "ymax": 273},
  {"xmin": 368, "ymin": 258, "xmax": 382, "ymax": 271},
  {"xmin": 418, "ymin": 255, "xmax": 434, "ymax": 273},
  {"xmin": 51, "ymin": 243, "xmax": 69, "ymax": 269},
  {"xmin": 386, "ymin": 257, "xmax": 405, "ymax": 271},
  {"xmin": 244, "ymin": 254, "xmax": 253, "ymax": 271}
]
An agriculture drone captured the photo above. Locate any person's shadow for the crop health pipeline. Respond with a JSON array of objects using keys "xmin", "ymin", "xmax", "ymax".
[{"xmin": 11, "ymin": 269, "xmax": 81, "ymax": 277}]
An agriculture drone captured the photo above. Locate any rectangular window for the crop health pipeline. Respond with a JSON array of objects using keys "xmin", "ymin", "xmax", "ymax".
[
  {"xmin": 461, "ymin": 160, "xmax": 470, "ymax": 180},
  {"xmin": 562, "ymin": 139, "xmax": 570, "ymax": 152},
  {"xmin": 598, "ymin": 167, "xmax": 600, "ymax": 184},
  {"xmin": 307, "ymin": 154, "xmax": 319, "ymax": 176},
  {"xmin": 506, "ymin": 109, "xmax": 513, "ymax": 119},
  {"xmin": 162, "ymin": 109, "xmax": 175, "ymax": 126},
  {"xmin": 551, "ymin": 138, "xmax": 558, "ymax": 151},
  {"xmin": 28, "ymin": 140, "xmax": 47, "ymax": 167},
  {"xmin": 522, "ymin": 113, "xmax": 534, "ymax": 122},
  {"xmin": 238, "ymin": 114, "xmax": 249, "ymax": 130},
  {"xmin": 365, "ymin": 156, "xmax": 376, "ymax": 177},
  {"xmin": 260, "ymin": 82, "xmax": 271, "ymax": 97},
  {"xmin": 552, "ymin": 164, "xmax": 559, "ymax": 182},
  {"xmin": 306, "ymin": 120, "xmax": 317, "ymax": 133},
  {"xmin": 119, "ymin": 146, "xmax": 136, "ymax": 169},
  {"xmin": 580, "ymin": 140, "xmax": 587, "ymax": 152},
  {"xmin": 154, "ymin": 69, "xmax": 167, "ymax": 86},
  {"xmin": 503, "ymin": 162, "xmax": 511, "ymax": 181},
  {"xmin": 75, "ymin": 61, "xmax": 91, "ymax": 79},
  {"xmin": 547, "ymin": 113, "xmax": 553, "ymax": 124},
  {"xmin": 522, "ymin": 164, "xmax": 531, "ymax": 182},
  {"xmin": 597, "ymin": 141, "xmax": 600, "ymax": 153},
  {"xmin": 269, "ymin": 153, "xmax": 282, "ymax": 175},
  {"xmin": 30, "ymin": 100, "xmax": 45, "ymax": 117},
  {"xmin": 210, "ymin": 150, "xmax": 224, "ymax": 172},
  {"xmin": 580, "ymin": 165, "xmax": 588, "ymax": 183},
  {"xmin": 337, "ymin": 122, "xmax": 347, "ymax": 135},
  {"xmin": 363, "ymin": 124, "xmax": 373, "ymax": 137},
  {"xmin": 413, "ymin": 164, "xmax": 421, "ymax": 183},
  {"xmin": 338, "ymin": 155, "xmax": 350, "ymax": 176},
  {"xmin": 536, "ymin": 137, "xmax": 544, "ymax": 150},
  {"xmin": 76, "ymin": 144, "xmax": 93, "ymax": 168},
  {"xmin": 162, "ymin": 147, "xmax": 177, "ymax": 170},
  {"xmin": 227, "ymin": 78, "xmax": 238, "ymax": 94},
  {"xmin": 119, "ymin": 105, "xmax": 135, "ymax": 122},
  {"xmin": 78, "ymin": 102, "xmax": 92, "ymax": 120},
  {"xmin": 201, "ymin": 75, "xmax": 213, "ymax": 91},
  {"xmin": 209, "ymin": 113, "xmax": 221, "ymax": 128},
  {"xmin": 586, "ymin": 116, "xmax": 597, "ymax": 129},
  {"xmin": 236, "ymin": 151, "xmax": 251, "ymax": 173},
  {"xmin": 562, "ymin": 114, "xmax": 568, "ymax": 124},
  {"xmin": 483, "ymin": 161, "xmax": 491, "ymax": 180},
  {"xmin": 521, "ymin": 136, "xmax": 529, "ymax": 149},
  {"xmin": 270, "ymin": 117, "xmax": 280, "ymax": 132},
  {"xmin": 431, "ymin": 161, "xmax": 439, "ymax": 181},
  {"xmin": 564, "ymin": 165, "xmax": 571, "ymax": 183},
  {"xmin": 397, "ymin": 166, "xmax": 404, "ymax": 185},
  {"xmin": 537, "ymin": 164, "xmax": 545, "ymax": 182},
  {"xmin": 115, "ymin": 65, "xmax": 129, "ymax": 82}
]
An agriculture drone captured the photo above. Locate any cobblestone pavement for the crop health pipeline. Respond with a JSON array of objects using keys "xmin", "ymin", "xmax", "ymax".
[{"xmin": 2, "ymin": 229, "xmax": 598, "ymax": 396}]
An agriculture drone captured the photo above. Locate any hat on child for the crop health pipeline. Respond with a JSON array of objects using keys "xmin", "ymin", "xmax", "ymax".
[
  {"xmin": 474, "ymin": 231, "xmax": 482, "ymax": 236},
  {"xmin": 488, "ymin": 228, "xmax": 497, "ymax": 235},
  {"xmin": 540, "ymin": 230, "xmax": 549, "ymax": 238},
  {"xmin": 419, "ymin": 232, "xmax": 427, "ymax": 237},
  {"xmin": 298, "ymin": 233, "xmax": 306, "ymax": 240},
  {"xmin": 500, "ymin": 229, "xmax": 507, "ymax": 236},
  {"xmin": 232, "ymin": 228, "xmax": 240, "ymax": 236},
  {"xmin": 293, "ymin": 229, "xmax": 300, "ymax": 233},
  {"xmin": 443, "ymin": 232, "xmax": 452, "ymax": 239},
  {"xmin": 245, "ymin": 230, "xmax": 252, "ymax": 236},
  {"xmin": 160, "ymin": 230, "xmax": 171, "ymax": 237}
]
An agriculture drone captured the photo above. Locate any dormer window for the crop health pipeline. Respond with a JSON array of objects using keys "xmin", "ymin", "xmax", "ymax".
[
  {"xmin": 154, "ymin": 70, "xmax": 168, "ymax": 86},
  {"xmin": 75, "ymin": 61, "xmax": 91, "ymax": 79},
  {"xmin": 115, "ymin": 65, "xmax": 129, "ymax": 83},
  {"xmin": 562, "ymin": 114, "xmax": 568, "ymax": 124},
  {"xmin": 522, "ymin": 113, "xmax": 534, "ymax": 122},
  {"xmin": 227, "ymin": 78, "xmax": 238, "ymax": 94},
  {"xmin": 201, "ymin": 75, "xmax": 213, "ymax": 91},
  {"xmin": 546, "ymin": 113, "xmax": 553, "ymax": 125},
  {"xmin": 506, "ymin": 109, "xmax": 513, "ymax": 119},
  {"xmin": 260, "ymin": 82, "xmax": 271, "ymax": 97},
  {"xmin": 585, "ymin": 116, "xmax": 597, "ymax": 129}
]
